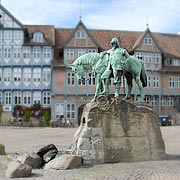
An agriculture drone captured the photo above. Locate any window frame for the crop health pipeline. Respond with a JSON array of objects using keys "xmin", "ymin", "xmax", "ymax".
[
  {"xmin": 23, "ymin": 91, "xmax": 31, "ymax": 106},
  {"xmin": 76, "ymin": 30, "xmax": 86, "ymax": 39},
  {"xmin": 33, "ymin": 91, "xmax": 41, "ymax": 104},
  {"xmin": 43, "ymin": 91, "xmax": 51, "ymax": 105},
  {"xmin": 66, "ymin": 103, "xmax": 76, "ymax": 119},
  {"xmin": 144, "ymin": 38, "xmax": 152, "ymax": 45},
  {"xmin": 169, "ymin": 76, "xmax": 175, "ymax": 88},
  {"xmin": 66, "ymin": 49, "xmax": 74, "ymax": 59},
  {"xmin": 5, "ymin": 91, "xmax": 12, "ymax": 105},
  {"xmin": 14, "ymin": 91, "xmax": 22, "ymax": 105},
  {"xmin": 67, "ymin": 72, "xmax": 75, "ymax": 85}
]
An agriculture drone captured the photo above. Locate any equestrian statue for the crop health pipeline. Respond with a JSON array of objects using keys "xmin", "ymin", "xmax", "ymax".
[{"xmin": 70, "ymin": 37, "xmax": 147, "ymax": 102}]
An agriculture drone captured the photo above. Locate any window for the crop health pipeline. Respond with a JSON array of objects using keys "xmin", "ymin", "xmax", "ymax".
[
  {"xmin": 161, "ymin": 96, "xmax": 167, "ymax": 106},
  {"xmin": 88, "ymin": 72, "xmax": 95, "ymax": 85},
  {"xmin": 176, "ymin": 77, "xmax": 180, "ymax": 88},
  {"xmin": 151, "ymin": 96, "xmax": 157, "ymax": 106},
  {"xmin": 169, "ymin": 76, "xmax": 175, "ymax": 88},
  {"xmin": 23, "ymin": 91, "xmax": 31, "ymax": 106},
  {"xmin": 147, "ymin": 76, "xmax": 151, "ymax": 87},
  {"xmin": 76, "ymin": 31, "xmax": 86, "ymax": 38},
  {"xmin": 4, "ymin": 47, "xmax": 11, "ymax": 60},
  {"xmin": 33, "ymin": 68, "xmax": 41, "ymax": 85},
  {"xmin": 135, "ymin": 52, "xmax": 161, "ymax": 64},
  {"xmin": 43, "ymin": 68, "xmax": 51, "ymax": 84},
  {"xmin": 33, "ymin": 32, "xmax": 44, "ymax": 43},
  {"xmin": 145, "ymin": 96, "xmax": 157, "ymax": 106},
  {"xmin": 55, "ymin": 103, "xmax": 64, "ymax": 119},
  {"xmin": 165, "ymin": 59, "xmax": 180, "ymax": 66},
  {"xmin": 13, "ymin": 48, "xmax": 21, "ymax": 61},
  {"xmin": 135, "ymin": 52, "xmax": 143, "ymax": 59},
  {"xmin": 43, "ymin": 91, "xmax": 51, "ymax": 105},
  {"xmin": 78, "ymin": 79, "xmax": 85, "ymax": 85},
  {"xmin": 33, "ymin": 47, "xmax": 41, "ymax": 61},
  {"xmin": 173, "ymin": 59, "xmax": 180, "ymax": 66},
  {"xmin": 66, "ymin": 103, "xmax": 76, "ymax": 119},
  {"xmin": 5, "ymin": 91, "xmax": 12, "ymax": 105},
  {"xmin": 88, "ymin": 49, "xmax": 97, "ymax": 53},
  {"xmin": 3, "ymin": 68, "xmax": 11, "ymax": 82},
  {"xmin": 14, "ymin": 91, "xmax": 22, "ymax": 105},
  {"xmin": 166, "ymin": 59, "xmax": 173, "ymax": 66},
  {"xmin": 167, "ymin": 96, "xmax": 174, "ymax": 106},
  {"xmin": 154, "ymin": 54, "xmax": 161, "ymax": 63},
  {"xmin": 153, "ymin": 76, "xmax": 159, "ymax": 88},
  {"xmin": 144, "ymin": 38, "xmax": 152, "ymax": 45},
  {"xmin": 143, "ymin": 53, "xmax": 152, "ymax": 63},
  {"xmin": 23, "ymin": 68, "xmax": 31, "ymax": 85},
  {"xmin": 77, "ymin": 49, "xmax": 86, "ymax": 57},
  {"xmin": 66, "ymin": 49, "xmax": 74, "ymax": 59},
  {"xmin": 23, "ymin": 47, "xmax": 30, "ymax": 64},
  {"xmin": 67, "ymin": 72, "xmax": 75, "ymax": 85},
  {"xmin": 13, "ymin": 68, "xmax": 21, "ymax": 84},
  {"xmin": 33, "ymin": 91, "xmax": 41, "ymax": 104},
  {"xmin": 43, "ymin": 48, "xmax": 51, "ymax": 59}
]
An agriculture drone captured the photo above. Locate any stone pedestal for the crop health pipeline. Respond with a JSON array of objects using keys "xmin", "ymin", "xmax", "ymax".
[{"xmin": 70, "ymin": 96, "xmax": 166, "ymax": 165}]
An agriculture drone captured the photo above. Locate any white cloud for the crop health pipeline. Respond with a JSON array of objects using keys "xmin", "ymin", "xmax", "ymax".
[{"xmin": 2, "ymin": 0, "xmax": 180, "ymax": 33}]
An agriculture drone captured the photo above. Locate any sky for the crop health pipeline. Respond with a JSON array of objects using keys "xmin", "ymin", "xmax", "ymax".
[{"xmin": 2, "ymin": 0, "xmax": 180, "ymax": 34}]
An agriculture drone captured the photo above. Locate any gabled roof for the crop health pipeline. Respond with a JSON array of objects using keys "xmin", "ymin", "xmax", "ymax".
[
  {"xmin": 132, "ymin": 27, "xmax": 162, "ymax": 52},
  {"xmin": 0, "ymin": 4, "xmax": 24, "ymax": 29},
  {"xmin": 59, "ymin": 20, "xmax": 102, "ymax": 49}
]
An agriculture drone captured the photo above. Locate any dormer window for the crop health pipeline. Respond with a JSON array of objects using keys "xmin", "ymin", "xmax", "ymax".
[
  {"xmin": 144, "ymin": 38, "xmax": 152, "ymax": 45},
  {"xmin": 33, "ymin": 31, "xmax": 44, "ymax": 43},
  {"xmin": 76, "ymin": 30, "xmax": 86, "ymax": 39}
]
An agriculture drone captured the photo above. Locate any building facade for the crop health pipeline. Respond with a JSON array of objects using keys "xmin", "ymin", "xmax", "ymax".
[
  {"xmin": 0, "ymin": 4, "xmax": 180, "ymax": 125},
  {"xmin": 0, "ymin": 4, "xmax": 53, "ymax": 114},
  {"xmin": 52, "ymin": 21, "xmax": 180, "ymax": 124}
]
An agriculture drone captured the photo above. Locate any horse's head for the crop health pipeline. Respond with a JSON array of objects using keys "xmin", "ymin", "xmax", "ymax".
[{"xmin": 70, "ymin": 64, "xmax": 85, "ymax": 81}]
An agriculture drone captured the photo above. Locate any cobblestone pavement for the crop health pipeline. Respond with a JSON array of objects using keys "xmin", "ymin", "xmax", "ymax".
[{"xmin": 0, "ymin": 126, "xmax": 180, "ymax": 180}]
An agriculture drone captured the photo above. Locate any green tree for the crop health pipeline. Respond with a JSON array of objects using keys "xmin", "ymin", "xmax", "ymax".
[
  {"xmin": 24, "ymin": 109, "xmax": 31, "ymax": 122},
  {"xmin": 44, "ymin": 109, "xmax": 51, "ymax": 126}
]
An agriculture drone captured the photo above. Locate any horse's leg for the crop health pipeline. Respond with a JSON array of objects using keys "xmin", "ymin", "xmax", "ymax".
[
  {"xmin": 91, "ymin": 75, "xmax": 101, "ymax": 102},
  {"xmin": 134, "ymin": 74, "xmax": 145, "ymax": 102},
  {"xmin": 99, "ymin": 78, "xmax": 109, "ymax": 95},
  {"xmin": 123, "ymin": 75, "xmax": 132, "ymax": 100}
]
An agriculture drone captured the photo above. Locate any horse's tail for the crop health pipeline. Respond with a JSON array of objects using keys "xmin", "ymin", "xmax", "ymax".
[{"xmin": 140, "ymin": 61, "xmax": 147, "ymax": 87}]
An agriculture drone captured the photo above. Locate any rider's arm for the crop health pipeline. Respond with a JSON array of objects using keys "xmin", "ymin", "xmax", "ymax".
[{"xmin": 122, "ymin": 49, "xmax": 130, "ymax": 58}]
